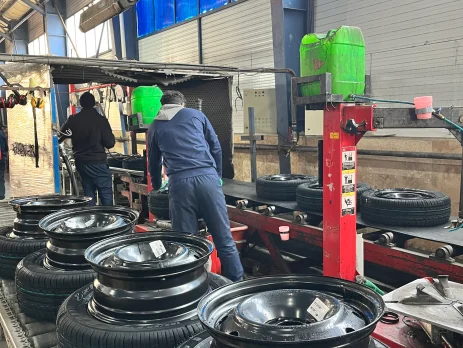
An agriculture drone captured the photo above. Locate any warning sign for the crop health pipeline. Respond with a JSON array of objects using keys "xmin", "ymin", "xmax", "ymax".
[
  {"xmin": 342, "ymin": 150, "xmax": 356, "ymax": 171},
  {"xmin": 342, "ymin": 195, "xmax": 356, "ymax": 216},
  {"xmin": 342, "ymin": 172, "xmax": 356, "ymax": 194}
]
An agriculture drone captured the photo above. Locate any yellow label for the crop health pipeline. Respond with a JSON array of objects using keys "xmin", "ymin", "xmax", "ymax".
[
  {"xmin": 342, "ymin": 169, "xmax": 355, "ymax": 175},
  {"xmin": 330, "ymin": 132, "xmax": 339, "ymax": 139},
  {"xmin": 342, "ymin": 191, "xmax": 356, "ymax": 197}
]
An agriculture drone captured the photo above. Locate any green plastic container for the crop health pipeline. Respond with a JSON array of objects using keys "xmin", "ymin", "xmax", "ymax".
[
  {"xmin": 300, "ymin": 26, "xmax": 365, "ymax": 100},
  {"xmin": 131, "ymin": 86, "xmax": 163, "ymax": 125}
]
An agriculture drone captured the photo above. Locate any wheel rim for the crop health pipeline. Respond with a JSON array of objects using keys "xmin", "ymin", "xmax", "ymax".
[
  {"xmin": 198, "ymin": 276, "xmax": 384, "ymax": 348},
  {"xmin": 39, "ymin": 206, "xmax": 139, "ymax": 270},
  {"xmin": 8, "ymin": 195, "xmax": 91, "ymax": 237},
  {"xmin": 85, "ymin": 232, "xmax": 213, "ymax": 324},
  {"xmin": 266, "ymin": 174, "xmax": 313, "ymax": 181},
  {"xmin": 375, "ymin": 189, "xmax": 435, "ymax": 200}
]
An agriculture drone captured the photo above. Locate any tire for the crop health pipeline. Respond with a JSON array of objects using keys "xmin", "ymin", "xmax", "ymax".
[
  {"xmin": 122, "ymin": 156, "xmax": 146, "ymax": 172},
  {"xmin": 148, "ymin": 189, "xmax": 170, "ymax": 220},
  {"xmin": 57, "ymin": 273, "xmax": 231, "ymax": 348},
  {"xmin": 107, "ymin": 153, "xmax": 127, "ymax": 168},
  {"xmin": 16, "ymin": 249, "xmax": 95, "ymax": 322},
  {"xmin": 0, "ymin": 227, "xmax": 47, "ymax": 279},
  {"xmin": 176, "ymin": 331, "xmax": 212, "ymax": 347},
  {"xmin": 256, "ymin": 174, "xmax": 317, "ymax": 201},
  {"xmin": 360, "ymin": 188, "xmax": 451, "ymax": 227},
  {"xmin": 296, "ymin": 182, "xmax": 371, "ymax": 212}
]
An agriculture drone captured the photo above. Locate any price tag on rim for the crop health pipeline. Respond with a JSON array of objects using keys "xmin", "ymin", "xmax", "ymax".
[
  {"xmin": 149, "ymin": 240, "xmax": 167, "ymax": 258},
  {"xmin": 307, "ymin": 297, "xmax": 331, "ymax": 322}
]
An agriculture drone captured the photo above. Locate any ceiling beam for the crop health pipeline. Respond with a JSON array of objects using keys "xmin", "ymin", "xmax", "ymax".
[
  {"xmin": 0, "ymin": 31, "xmax": 12, "ymax": 41},
  {"xmin": 21, "ymin": 0, "xmax": 45, "ymax": 15}
]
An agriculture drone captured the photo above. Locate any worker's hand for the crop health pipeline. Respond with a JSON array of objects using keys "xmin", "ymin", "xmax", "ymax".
[
  {"xmin": 160, "ymin": 178, "xmax": 169, "ymax": 190},
  {"xmin": 220, "ymin": 178, "xmax": 223, "ymax": 186}
]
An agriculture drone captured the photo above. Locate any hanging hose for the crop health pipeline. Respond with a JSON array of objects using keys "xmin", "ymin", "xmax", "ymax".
[{"xmin": 59, "ymin": 143, "xmax": 78, "ymax": 195}]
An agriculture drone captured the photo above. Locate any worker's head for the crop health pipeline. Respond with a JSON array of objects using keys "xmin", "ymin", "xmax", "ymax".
[
  {"xmin": 161, "ymin": 90, "xmax": 186, "ymax": 106},
  {"xmin": 79, "ymin": 92, "xmax": 96, "ymax": 108}
]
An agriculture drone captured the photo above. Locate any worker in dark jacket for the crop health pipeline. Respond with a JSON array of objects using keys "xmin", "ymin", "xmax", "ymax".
[
  {"xmin": 148, "ymin": 90, "xmax": 244, "ymax": 282},
  {"xmin": 60, "ymin": 92, "xmax": 116, "ymax": 206},
  {"xmin": 0, "ymin": 127, "xmax": 8, "ymax": 200}
]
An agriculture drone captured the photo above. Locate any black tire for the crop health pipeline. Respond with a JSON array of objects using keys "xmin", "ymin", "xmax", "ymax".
[
  {"xmin": 297, "ymin": 182, "xmax": 371, "ymax": 212},
  {"xmin": 360, "ymin": 188, "xmax": 451, "ymax": 227},
  {"xmin": 122, "ymin": 156, "xmax": 146, "ymax": 172},
  {"xmin": 0, "ymin": 227, "xmax": 47, "ymax": 279},
  {"xmin": 57, "ymin": 273, "xmax": 231, "ymax": 348},
  {"xmin": 176, "ymin": 331, "xmax": 212, "ymax": 347},
  {"xmin": 148, "ymin": 188, "xmax": 170, "ymax": 219},
  {"xmin": 256, "ymin": 174, "xmax": 317, "ymax": 201},
  {"xmin": 16, "ymin": 249, "xmax": 95, "ymax": 322}
]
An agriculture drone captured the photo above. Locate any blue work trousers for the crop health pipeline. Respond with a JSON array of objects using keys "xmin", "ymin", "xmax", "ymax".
[
  {"xmin": 75, "ymin": 162, "xmax": 113, "ymax": 206},
  {"xmin": 169, "ymin": 174, "xmax": 244, "ymax": 281}
]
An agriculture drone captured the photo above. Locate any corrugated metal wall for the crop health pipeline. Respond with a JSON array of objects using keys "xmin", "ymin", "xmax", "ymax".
[
  {"xmin": 66, "ymin": 0, "xmax": 93, "ymax": 18},
  {"xmin": 315, "ymin": 0, "xmax": 463, "ymax": 137},
  {"xmin": 202, "ymin": 0, "xmax": 275, "ymax": 133},
  {"xmin": 139, "ymin": 21, "xmax": 199, "ymax": 64},
  {"xmin": 28, "ymin": 12, "xmax": 44, "ymax": 42},
  {"xmin": 138, "ymin": 0, "xmax": 275, "ymax": 133}
]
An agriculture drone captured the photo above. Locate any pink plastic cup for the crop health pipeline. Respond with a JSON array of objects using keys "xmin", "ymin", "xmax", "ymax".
[
  {"xmin": 414, "ymin": 96, "xmax": 433, "ymax": 120},
  {"xmin": 279, "ymin": 226, "xmax": 290, "ymax": 241}
]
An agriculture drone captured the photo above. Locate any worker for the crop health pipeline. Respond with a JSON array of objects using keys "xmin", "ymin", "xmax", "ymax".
[
  {"xmin": 0, "ymin": 126, "xmax": 8, "ymax": 200},
  {"xmin": 148, "ymin": 90, "xmax": 244, "ymax": 282},
  {"xmin": 60, "ymin": 92, "xmax": 116, "ymax": 206}
]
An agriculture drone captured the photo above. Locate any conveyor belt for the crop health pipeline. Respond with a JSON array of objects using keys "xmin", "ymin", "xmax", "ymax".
[{"xmin": 224, "ymin": 179, "xmax": 463, "ymax": 248}]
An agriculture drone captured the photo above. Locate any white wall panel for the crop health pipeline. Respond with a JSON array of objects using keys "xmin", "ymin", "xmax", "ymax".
[
  {"xmin": 315, "ymin": 0, "xmax": 463, "ymax": 137},
  {"xmin": 138, "ymin": 21, "xmax": 199, "ymax": 64},
  {"xmin": 202, "ymin": 0, "xmax": 275, "ymax": 133}
]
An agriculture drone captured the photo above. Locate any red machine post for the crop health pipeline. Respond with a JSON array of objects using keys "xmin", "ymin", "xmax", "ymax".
[{"xmin": 323, "ymin": 104, "xmax": 375, "ymax": 280}]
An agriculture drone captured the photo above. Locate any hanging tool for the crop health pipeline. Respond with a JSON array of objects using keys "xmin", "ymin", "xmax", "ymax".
[{"xmin": 31, "ymin": 104, "xmax": 40, "ymax": 168}]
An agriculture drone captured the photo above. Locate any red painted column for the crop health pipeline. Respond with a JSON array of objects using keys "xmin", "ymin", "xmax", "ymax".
[
  {"xmin": 323, "ymin": 104, "xmax": 358, "ymax": 281},
  {"xmin": 69, "ymin": 84, "xmax": 76, "ymax": 115}
]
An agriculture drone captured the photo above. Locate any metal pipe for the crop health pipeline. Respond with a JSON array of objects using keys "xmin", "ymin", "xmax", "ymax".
[
  {"xmin": 234, "ymin": 143, "xmax": 463, "ymax": 161},
  {"xmin": 459, "ymin": 145, "xmax": 463, "ymax": 219},
  {"xmin": 55, "ymin": 4, "xmax": 80, "ymax": 58},
  {"xmin": 119, "ymin": 13, "xmax": 127, "ymax": 59},
  {"xmin": 22, "ymin": 0, "xmax": 46, "ymax": 15},
  {"xmin": 248, "ymin": 107, "xmax": 257, "ymax": 183}
]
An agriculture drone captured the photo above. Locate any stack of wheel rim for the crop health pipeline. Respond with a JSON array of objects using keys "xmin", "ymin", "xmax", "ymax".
[
  {"xmin": 15, "ymin": 206, "xmax": 139, "ymax": 321},
  {"xmin": 56, "ymin": 232, "xmax": 230, "ymax": 348},
  {"xmin": 181, "ymin": 275, "xmax": 385, "ymax": 348},
  {"xmin": 0, "ymin": 195, "xmax": 90, "ymax": 279},
  {"xmin": 256, "ymin": 174, "xmax": 317, "ymax": 201}
]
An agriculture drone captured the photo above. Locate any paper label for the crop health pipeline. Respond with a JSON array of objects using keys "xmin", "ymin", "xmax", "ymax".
[
  {"xmin": 149, "ymin": 240, "xmax": 167, "ymax": 258},
  {"xmin": 342, "ymin": 150, "xmax": 356, "ymax": 170},
  {"xmin": 307, "ymin": 297, "xmax": 331, "ymax": 322}
]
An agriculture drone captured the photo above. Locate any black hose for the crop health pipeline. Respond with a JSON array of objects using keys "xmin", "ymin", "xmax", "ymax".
[{"xmin": 59, "ymin": 144, "xmax": 78, "ymax": 195}]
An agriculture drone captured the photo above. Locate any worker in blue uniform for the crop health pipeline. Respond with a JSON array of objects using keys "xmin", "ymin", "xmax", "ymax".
[{"xmin": 148, "ymin": 90, "xmax": 244, "ymax": 282}]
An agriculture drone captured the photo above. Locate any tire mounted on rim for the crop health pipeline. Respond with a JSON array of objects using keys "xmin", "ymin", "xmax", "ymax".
[
  {"xmin": 360, "ymin": 188, "xmax": 451, "ymax": 227},
  {"xmin": 56, "ymin": 232, "xmax": 230, "ymax": 348},
  {"xmin": 256, "ymin": 174, "xmax": 317, "ymax": 201},
  {"xmin": 16, "ymin": 206, "xmax": 139, "ymax": 321},
  {"xmin": 148, "ymin": 187, "xmax": 170, "ymax": 219}
]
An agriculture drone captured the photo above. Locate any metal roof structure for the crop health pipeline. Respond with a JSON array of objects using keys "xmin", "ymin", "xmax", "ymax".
[{"xmin": 0, "ymin": 0, "xmax": 46, "ymax": 42}]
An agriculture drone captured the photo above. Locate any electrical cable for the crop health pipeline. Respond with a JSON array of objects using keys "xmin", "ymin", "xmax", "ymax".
[{"xmin": 350, "ymin": 94, "xmax": 415, "ymax": 105}]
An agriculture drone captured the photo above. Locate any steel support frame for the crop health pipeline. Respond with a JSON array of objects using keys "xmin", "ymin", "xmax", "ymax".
[{"xmin": 227, "ymin": 206, "xmax": 463, "ymax": 283}]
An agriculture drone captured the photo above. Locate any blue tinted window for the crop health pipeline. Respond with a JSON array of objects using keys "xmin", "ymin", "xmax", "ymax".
[
  {"xmin": 136, "ymin": 0, "xmax": 155, "ymax": 37},
  {"xmin": 155, "ymin": 0, "xmax": 175, "ymax": 30},
  {"xmin": 176, "ymin": 0, "xmax": 199, "ymax": 23},
  {"xmin": 200, "ymin": 0, "xmax": 227, "ymax": 14}
]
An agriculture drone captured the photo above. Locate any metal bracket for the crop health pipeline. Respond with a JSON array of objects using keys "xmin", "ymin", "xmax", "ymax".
[
  {"xmin": 429, "ymin": 245, "xmax": 455, "ymax": 264},
  {"xmin": 127, "ymin": 113, "xmax": 149, "ymax": 133},
  {"xmin": 291, "ymin": 73, "xmax": 344, "ymax": 107},
  {"xmin": 374, "ymin": 232, "xmax": 396, "ymax": 248}
]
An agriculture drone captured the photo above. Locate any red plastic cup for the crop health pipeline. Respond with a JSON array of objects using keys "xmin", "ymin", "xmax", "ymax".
[
  {"xmin": 279, "ymin": 226, "xmax": 290, "ymax": 241},
  {"xmin": 414, "ymin": 96, "xmax": 433, "ymax": 120}
]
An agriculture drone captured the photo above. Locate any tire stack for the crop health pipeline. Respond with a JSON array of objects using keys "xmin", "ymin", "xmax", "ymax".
[
  {"xmin": 256, "ymin": 174, "xmax": 317, "ymax": 201},
  {"xmin": 296, "ymin": 182, "xmax": 371, "ymax": 212},
  {"xmin": 148, "ymin": 187, "xmax": 170, "ymax": 219},
  {"xmin": 0, "ymin": 195, "xmax": 90, "ymax": 279},
  {"xmin": 360, "ymin": 188, "xmax": 451, "ymax": 227},
  {"xmin": 56, "ymin": 232, "xmax": 230, "ymax": 348},
  {"xmin": 122, "ymin": 155, "xmax": 146, "ymax": 172},
  {"xmin": 16, "ymin": 206, "xmax": 139, "ymax": 322}
]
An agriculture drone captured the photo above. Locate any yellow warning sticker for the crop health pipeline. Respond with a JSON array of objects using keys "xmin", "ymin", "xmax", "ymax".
[{"xmin": 330, "ymin": 132, "xmax": 339, "ymax": 139}]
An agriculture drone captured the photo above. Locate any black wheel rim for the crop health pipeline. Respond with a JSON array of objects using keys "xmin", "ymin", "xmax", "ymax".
[
  {"xmin": 8, "ymin": 195, "xmax": 91, "ymax": 237},
  {"xmin": 198, "ymin": 276, "xmax": 385, "ymax": 348},
  {"xmin": 375, "ymin": 189, "xmax": 435, "ymax": 200},
  {"xmin": 39, "ymin": 206, "xmax": 139, "ymax": 270},
  {"xmin": 85, "ymin": 232, "xmax": 213, "ymax": 324},
  {"xmin": 266, "ymin": 174, "xmax": 313, "ymax": 181}
]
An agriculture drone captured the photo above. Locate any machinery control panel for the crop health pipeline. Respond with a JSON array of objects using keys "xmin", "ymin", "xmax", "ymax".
[{"xmin": 243, "ymin": 88, "xmax": 277, "ymax": 134}]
